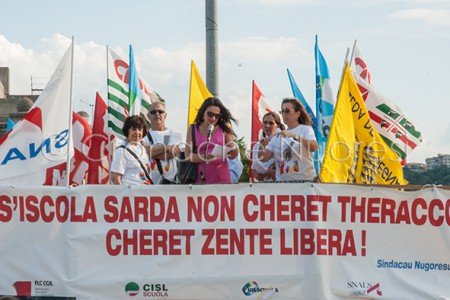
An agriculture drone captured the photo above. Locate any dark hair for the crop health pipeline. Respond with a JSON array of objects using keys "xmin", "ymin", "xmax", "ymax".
[
  {"xmin": 262, "ymin": 111, "xmax": 285, "ymax": 137},
  {"xmin": 194, "ymin": 97, "xmax": 238, "ymax": 135},
  {"xmin": 281, "ymin": 97, "xmax": 312, "ymax": 126},
  {"xmin": 122, "ymin": 115, "xmax": 147, "ymax": 137}
]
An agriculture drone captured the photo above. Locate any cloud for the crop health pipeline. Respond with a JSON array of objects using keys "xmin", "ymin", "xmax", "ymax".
[
  {"xmin": 0, "ymin": 33, "xmax": 312, "ymax": 145},
  {"xmin": 390, "ymin": 8, "xmax": 450, "ymax": 26}
]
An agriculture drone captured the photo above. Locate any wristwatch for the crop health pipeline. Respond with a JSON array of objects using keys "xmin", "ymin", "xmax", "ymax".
[{"xmin": 294, "ymin": 134, "xmax": 300, "ymax": 142}]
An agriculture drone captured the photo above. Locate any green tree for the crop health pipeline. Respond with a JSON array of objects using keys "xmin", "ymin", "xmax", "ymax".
[
  {"xmin": 235, "ymin": 137, "xmax": 250, "ymax": 182},
  {"xmin": 404, "ymin": 166, "xmax": 450, "ymax": 185}
]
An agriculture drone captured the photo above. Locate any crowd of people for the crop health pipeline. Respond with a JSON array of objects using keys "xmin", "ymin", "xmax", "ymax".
[{"xmin": 111, "ymin": 97, "xmax": 317, "ymax": 185}]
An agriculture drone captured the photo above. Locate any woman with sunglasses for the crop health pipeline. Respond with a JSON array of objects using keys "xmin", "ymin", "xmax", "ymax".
[
  {"xmin": 185, "ymin": 97, "xmax": 238, "ymax": 184},
  {"xmin": 251, "ymin": 112, "xmax": 285, "ymax": 182},
  {"xmin": 259, "ymin": 98, "xmax": 318, "ymax": 182}
]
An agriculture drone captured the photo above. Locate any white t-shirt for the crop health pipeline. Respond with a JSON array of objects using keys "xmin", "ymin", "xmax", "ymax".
[
  {"xmin": 266, "ymin": 124, "xmax": 316, "ymax": 182},
  {"xmin": 110, "ymin": 143, "xmax": 151, "ymax": 185},
  {"xmin": 142, "ymin": 129, "xmax": 182, "ymax": 184},
  {"xmin": 251, "ymin": 142, "xmax": 276, "ymax": 181}
]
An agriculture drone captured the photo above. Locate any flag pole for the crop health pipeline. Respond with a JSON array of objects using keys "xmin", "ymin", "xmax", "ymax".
[
  {"xmin": 349, "ymin": 39, "xmax": 357, "ymax": 68},
  {"xmin": 106, "ymin": 45, "xmax": 113, "ymax": 184},
  {"xmin": 65, "ymin": 37, "xmax": 75, "ymax": 186},
  {"xmin": 187, "ymin": 60, "xmax": 194, "ymax": 128},
  {"xmin": 250, "ymin": 80, "xmax": 255, "ymax": 183},
  {"xmin": 335, "ymin": 48, "xmax": 350, "ymax": 106}
]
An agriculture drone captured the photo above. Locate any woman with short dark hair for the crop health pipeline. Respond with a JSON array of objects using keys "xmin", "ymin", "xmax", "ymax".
[{"xmin": 111, "ymin": 115, "xmax": 152, "ymax": 185}]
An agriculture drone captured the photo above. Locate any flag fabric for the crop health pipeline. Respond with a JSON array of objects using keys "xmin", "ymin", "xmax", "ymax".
[
  {"xmin": 251, "ymin": 81, "xmax": 274, "ymax": 145},
  {"xmin": 107, "ymin": 48, "xmax": 164, "ymax": 140},
  {"xmin": 6, "ymin": 118, "xmax": 15, "ymax": 131},
  {"xmin": 287, "ymin": 68, "xmax": 322, "ymax": 173},
  {"xmin": 287, "ymin": 68, "xmax": 315, "ymax": 123},
  {"xmin": 43, "ymin": 112, "xmax": 92, "ymax": 186},
  {"xmin": 315, "ymin": 36, "xmax": 335, "ymax": 171},
  {"xmin": 351, "ymin": 46, "xmax": 422, "ymax": 159},
  {"xmin": 352, "ymin": 46, "xmax": 372, "ymax": 84},
  {"xmin": 320, "ymin": 65, "xmax": 407, "ymax": 185},
  {"xmin": 250, "ymin": 81, "xmax": 273, "ymax": 182},
  {"xmin": 0, "ymin": 42, "xmax": 74, "ymax": 185},
  {"xmin": 128, "ymin": 45, "xmax": 141, "ymax": 116},
  {"xmin": 69, "ymin": 112, "xmax": 92, "ymax": 185},
  {"xmin": 187, "ymin": 60, "xmax": 212, "ymax": 126},
  {"xmin": 87, "ymin": 92, "xmax": 110, "ymax": 184}
]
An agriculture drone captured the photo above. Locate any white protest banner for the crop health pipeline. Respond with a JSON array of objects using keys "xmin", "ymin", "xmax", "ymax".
[{"xmin": 0, "ymin": 183, "xmax": 449, "ymax": 299}]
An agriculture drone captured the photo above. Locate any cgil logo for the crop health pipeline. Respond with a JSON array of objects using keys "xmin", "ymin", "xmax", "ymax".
[
  {"xmin": 125, "ymin": 282, "xmax": 140, "ymax": 297},
  {"xmin": 35, "ymin": 280, "xmax": 53, "ymax": 286}
]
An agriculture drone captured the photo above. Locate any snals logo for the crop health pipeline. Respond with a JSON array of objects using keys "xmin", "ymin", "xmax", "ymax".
[
  {"xmin": 125, "ymin": 282, "xmax": 140, "ymax": 296},
  {"xmin": 242, "ymin": 281, "xmax": 279, "ymax": 297},
  {"xmin": 347, "ymin": 281, "xmax": 382, "ymax": 297},
  {"xmin": 125, "ymin": 282, "xmax": 169, "ymax": 297}
]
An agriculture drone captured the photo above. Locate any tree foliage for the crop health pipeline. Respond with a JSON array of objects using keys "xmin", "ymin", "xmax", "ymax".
[
  {"xmin": 236, "ymin": 137, "xmax": 250, "ymax": 182},
  {"xmin": 403, "ymin": 166, "xmax": 450, "ymax": 185}
]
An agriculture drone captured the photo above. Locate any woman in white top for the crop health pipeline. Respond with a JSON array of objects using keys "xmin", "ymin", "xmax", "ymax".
[
  {"xmin": 111, "ymin": 115, "xmax": 151, "ymax": 185},
  {"xmin": 259, "ymin": 98, "xmax": 318, "ymax": 182},
  {"xmin": 251, "ymin": 111, "xmax": 285, "ymax": 182}
]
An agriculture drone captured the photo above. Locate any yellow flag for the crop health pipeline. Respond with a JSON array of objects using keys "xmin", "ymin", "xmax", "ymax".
[
  {"xmin": 320, "ymin": 65, "xmax": 407, "ymax": 185},
  {"xmin": 187, "ymin": 60, "xmax": 212, "ymax": 126}
]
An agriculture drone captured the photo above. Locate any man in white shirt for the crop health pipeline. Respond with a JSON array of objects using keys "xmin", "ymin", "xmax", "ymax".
[{"xmin": 142, "ymin": 102, "xmax": 182, "ymax": 184}]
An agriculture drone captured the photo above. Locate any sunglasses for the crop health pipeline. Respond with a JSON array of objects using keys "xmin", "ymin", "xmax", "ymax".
[
  {"xmin": 206, "ymin": 111, "xmax": 221, "ymax": 119},
  {"xmin": 263, "ymin": 121, "xmax": 275, "ymax": 125},
  {"xmin": 279, "ymin": 108, "xmax": 296, "ymax": 115},
  {"xmin": 149, "ymin": 109, "xmax": 165, "ymax": 115}
]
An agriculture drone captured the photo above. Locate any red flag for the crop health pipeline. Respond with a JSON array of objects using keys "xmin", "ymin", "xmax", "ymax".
[
  {"xmin": 251, "ymin": 81, "xmax": 273, "ymax": 146},
  {"xmin": 87, "ymin": 92, "xmax": 111, "ymax": 184},
  {"xmin": 44, "ymin": 112, "xmax": 92, "ymax": 185},
  {"xmin": 250, "ymin": 81, "xmax": 273, "ymax": 181}
]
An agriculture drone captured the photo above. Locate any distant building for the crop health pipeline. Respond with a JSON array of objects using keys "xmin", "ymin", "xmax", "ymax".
[
  {"xmin": 0, "ymin": 67, "xmax": 39, "ymax": 137},
  {"xmin": 425, "ymin": 154, "xmax": 450, "ymax": 169},
  {"xmin": 404, "ymin": 163, "xmax": 427, "ymax": 172}
]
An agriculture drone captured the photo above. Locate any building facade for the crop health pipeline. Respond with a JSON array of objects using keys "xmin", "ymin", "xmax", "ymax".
[{"xmin": 425, "ymin": 154, "xmax": 450, "ymax": 169}]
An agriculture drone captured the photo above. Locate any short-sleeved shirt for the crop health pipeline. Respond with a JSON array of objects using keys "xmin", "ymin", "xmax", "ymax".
[
  {"xmin": 110, "ymin": 143, "xmax": 151, "ymax": 185},
  {"xmin": 266, "ymin": 124, "xmax": 316, "ymax": 181},
  {"xmin": 142, "ymin": 129, "xmax": 182, "ymax": 184}
]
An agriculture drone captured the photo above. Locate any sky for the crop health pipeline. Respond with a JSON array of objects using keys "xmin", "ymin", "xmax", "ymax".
[{"xmin": 0, "ymin": 0, "xmax": 449, "ymax": 163}]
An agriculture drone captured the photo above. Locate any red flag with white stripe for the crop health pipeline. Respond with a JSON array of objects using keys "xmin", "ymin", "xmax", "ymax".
[{"xmin": 87, "ymin": 92, "xmax": 111, "ymax": 184}]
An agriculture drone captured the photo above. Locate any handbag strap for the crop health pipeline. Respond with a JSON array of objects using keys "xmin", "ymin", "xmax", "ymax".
[
  {"xmin": 118, "ymin": 145, "xmax": 152, "ymax": 183},
  {"xmin": 146, "ymin": 132, "xmax": 165, "ymax": 176},
  {"xmin": 191, "ymin": 125, "xmax": 197, "ymax": 154}
]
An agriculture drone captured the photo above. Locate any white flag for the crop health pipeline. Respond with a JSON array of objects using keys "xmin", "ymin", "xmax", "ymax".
[{"xmin": 0, "ymin": 42, "xmax": 74, "ymax": 185}]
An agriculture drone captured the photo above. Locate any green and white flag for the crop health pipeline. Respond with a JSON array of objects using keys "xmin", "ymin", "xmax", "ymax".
[{"xmin": 107, "ymin": 47, "xmax": 164, "ymax": 140}]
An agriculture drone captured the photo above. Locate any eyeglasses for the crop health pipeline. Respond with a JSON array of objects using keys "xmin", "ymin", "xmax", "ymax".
[
  {"xmin": 263, "ymin": 121, "xmax": 275, "ymax": 125},
  {"xmin": 149, "ymin": 109, "xmax": 165, "ymax": 115},
  {"xmin": 279, "ymin": 108, "xmax": 295, "ymax": 115},
  {"xmin": 206, "ymin": 111, "xmax": 221, "ymax": 119}
]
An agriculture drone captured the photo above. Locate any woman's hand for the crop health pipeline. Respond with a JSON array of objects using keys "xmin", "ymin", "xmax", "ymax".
[
  {"xmin": 200, "ymin": 153, "xmax": 216, "ymax": 162},
  {"xmin": 259, "ymin": 137, "xmax": 269, "ymax": 147},
  {"xmin": 280, "ymin": 130, "xmax": 294, "ymax": 139},
  {"xmin": 226, "ymin": 146, "xmax": 238, "ymax": 159}
]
